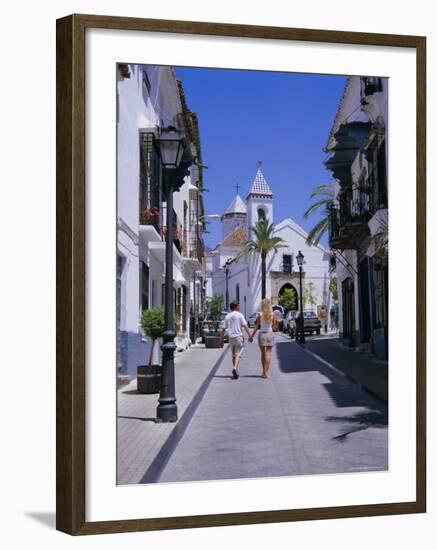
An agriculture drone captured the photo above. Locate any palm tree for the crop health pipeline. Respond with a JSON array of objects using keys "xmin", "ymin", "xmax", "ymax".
[
  {"xmin": 239, "ymin": 220, "xmax": 286, "ymax": 299},
  {"xmin": 303, "ymin": 183, "xmax": 336, "ymax": 246}
]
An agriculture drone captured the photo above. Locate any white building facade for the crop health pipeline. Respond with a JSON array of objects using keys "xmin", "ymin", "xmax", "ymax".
[
  {"xmin": 117, "ymin": 64, "xmax": 206, "ymax": 381},
  {"xmin": 325, "ymin": 76, "xmax": 388, "ymax": 360},
  {"xmin": 206, "ymin": 168, "xmax": 331, "ymax": 320}
]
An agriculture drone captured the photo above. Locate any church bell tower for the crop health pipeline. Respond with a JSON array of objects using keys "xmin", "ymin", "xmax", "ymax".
[{"xmin": 246, "ymin": 166, "xmax": 274, "ymax": 236}]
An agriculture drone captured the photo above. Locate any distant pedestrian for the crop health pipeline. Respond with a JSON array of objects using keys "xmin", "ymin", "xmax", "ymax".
[
  {"xmin": 319, "ymin": 305, "xmax": 328, "ymax": 334},
  {"xmin": 330, "ymin": 304, "xmax": 337, "ymax": 331},
  {"xmin": 224, "ymin": 300, "xmax": 252, "ymax": 379},
  {"xmin": 250, "ymin": 298, "xmax": 277, "ymax": 379}
]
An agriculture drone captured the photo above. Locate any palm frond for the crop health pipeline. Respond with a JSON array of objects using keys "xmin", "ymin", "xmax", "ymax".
[
  {"xmin": 240, "ymin": 220, "xmax": 286, "ymax": 258},
  {"xmin": 305, "ymin": 217, "xmax": 329, "ymax": 246},
  {"xmin": 304, "ymin": 199, "xmax": 333, "ymax": 219},
  {"xmin": 303, "ymin": 182, "xmax": 337, "ymax": 246},
  {"xmin": 234, "ymin": 240, "xmax": 258, "ymax": 261},
  {"xmin": 268, "ymin": 237, "xmax": 287, "ymax": 251},
  {"xmin": 308, "ymin": 184, "xmax": 336, "ymax": 200},
  {"xmin": 250, "ymin": 220, "xmax": 275, "ymax": 241}
]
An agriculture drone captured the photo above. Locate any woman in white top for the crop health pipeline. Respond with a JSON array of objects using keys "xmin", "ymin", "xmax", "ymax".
[{"xmin": 250, "ymin": 298, "xmax": 277, "ymax": 379}]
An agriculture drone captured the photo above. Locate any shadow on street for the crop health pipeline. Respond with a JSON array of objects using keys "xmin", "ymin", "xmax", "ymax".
[{"xmin": 275, "ymin": 339, "xmax": 388, "ymax": 417}]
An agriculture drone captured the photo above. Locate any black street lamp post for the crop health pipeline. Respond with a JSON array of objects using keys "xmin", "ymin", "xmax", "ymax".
[
  {"xmin": 223, "ymin": 260, "xmax": 231, "ymax": 310},
  {"xmin": 192, "ymin": 271, "xmax": 197, "ymax": 342},
  {"xmin": 156, "ymin": 126, "xmax": 192, "ymax": 423},
  {"xmin": 296, "ymin": 250, "xmax": 306, "ymax": 345},
  {"xmin": 192, "ymin": 270, "xmax": 202, "ymax": 342},
  {"xmin": 194, "ymin": 270, "xmax": 203, "ymax": 342}
]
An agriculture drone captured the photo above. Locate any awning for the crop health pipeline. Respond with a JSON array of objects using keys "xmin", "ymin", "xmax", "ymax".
[{"xmin": 173, "ymin": 266, "xmax": 187, "ymax": 288}]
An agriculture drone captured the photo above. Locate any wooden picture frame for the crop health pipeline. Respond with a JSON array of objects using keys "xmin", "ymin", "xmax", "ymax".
[{"xmin": 56, "ymin": 13, "xmax": 426, "ymax": 535}]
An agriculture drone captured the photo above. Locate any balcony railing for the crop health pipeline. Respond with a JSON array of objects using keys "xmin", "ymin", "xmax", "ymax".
[
  {"xmin": 369, "ymin": 180, "xmax": 388, "ymax": 214},
  {"xmin": 328, "ymin": 205, "xmax": 342, "ymax": 249},
  {"xmin": 188, "ymin": 235, "xmax": 204, "ymax": 262},
  {"xmin": 329, "ymin": 190, "xmax": 370, "ymax": 250}
]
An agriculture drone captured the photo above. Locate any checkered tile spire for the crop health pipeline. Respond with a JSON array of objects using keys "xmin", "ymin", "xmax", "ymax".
[{"xmin": 248, "ymin": 168, "xmax": 273, "ymax": 197}]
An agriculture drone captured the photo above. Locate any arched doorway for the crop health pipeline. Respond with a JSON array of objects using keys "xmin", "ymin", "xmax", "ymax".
[{"xmin": 278, "ymin": 283, "xmax": 298, "ymax": 311}]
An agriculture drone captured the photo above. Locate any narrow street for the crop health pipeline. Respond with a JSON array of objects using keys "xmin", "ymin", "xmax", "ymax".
[{"xmin": 119, "ymin": 334, "xmax": 388, "ymax": 485}]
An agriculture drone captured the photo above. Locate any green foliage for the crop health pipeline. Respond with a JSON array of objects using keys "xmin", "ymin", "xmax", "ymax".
[
  {"xmin": 329, "ymin": 276, "xmax": 338, "ymax": 301},
  {"xmin": 303, "ymin": 183, "xmax": 336, "ymax": 246},
  {"xmin": 140, "ymin": 307, "xmax": 177, "ymax": 366},
  {"xmin": 304, "ymin": 282, "xmax": 317, "ymax": 308},
  {"xmin": 208, "ymin": 294, "xmax": 224, "ymax": 331},
  {"xmin": 238, "ymin": 220, "xmax": 286, "ymax": 299},
  {"xmin": 140, "ymin": 307, "xmax": 166, "ymax": 340},
  {"xmin": 140, "ymin": 307, "xmax": 165, "ymax": 367},
  {"xmin": 174, "ymin": 311, "xmax": 182, "ymax": 333},
  {"xmin": 239, "ymin": 220, "xmax": 286, "ymax": 259},
  {"xmin": 279, "ymin": 288, "xmax": 298, "ymax": 311}
]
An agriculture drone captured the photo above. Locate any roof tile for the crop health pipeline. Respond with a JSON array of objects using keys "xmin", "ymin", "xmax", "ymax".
[
  {"xmin": 221, "ymin": 225, "xmax": 247, "ymax": 247},
  {"xmin": 248, "ymin": 168, "xmax": 273, "ymax": 196}
]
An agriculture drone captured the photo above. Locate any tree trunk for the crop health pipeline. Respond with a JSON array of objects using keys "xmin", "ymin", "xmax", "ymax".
[
  {"xmin": 261, "ymin": 253, "xmax": 266, "ymax": 299},
  {"xmin": 148, "ymin": 338, "xmax": 156, "ymax": 367}
]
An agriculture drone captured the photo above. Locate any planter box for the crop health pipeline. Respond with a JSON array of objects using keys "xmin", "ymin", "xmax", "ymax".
[
  {"xmin": 204, "ymin": 334, "xmax": 223, "ymax": 348},
  {"xmin": 137, "ymin": 365, "xmax": 162, "ymax": 394}
]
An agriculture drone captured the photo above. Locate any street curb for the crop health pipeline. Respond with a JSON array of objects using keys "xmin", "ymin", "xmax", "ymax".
[{"xmin": 138, "ymin": 344, "xmax": 230, "ymax": 484}]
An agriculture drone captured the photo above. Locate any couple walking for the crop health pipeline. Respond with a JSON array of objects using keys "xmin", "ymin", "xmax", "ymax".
[{"xmin": 224, "ymin": 298, "xmax": 277, "ymax": 380}]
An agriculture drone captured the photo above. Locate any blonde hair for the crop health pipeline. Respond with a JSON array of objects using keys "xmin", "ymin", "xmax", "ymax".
[{"xmin": 260, "ymin": 298, "xmax": 273, "ymax": 325}]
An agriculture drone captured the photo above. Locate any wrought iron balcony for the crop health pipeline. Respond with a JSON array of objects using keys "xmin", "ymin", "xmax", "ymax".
[
  {"xmin": 328, "ymin": 206, "xmax": 345, "ymax": 249},
  {"xmin": 188, "ymin": 235, "xmax": 204, "ymax": 262},
  {"xmin": 328, "ymin": 190, "xmax": 370, "ymax": 250}
]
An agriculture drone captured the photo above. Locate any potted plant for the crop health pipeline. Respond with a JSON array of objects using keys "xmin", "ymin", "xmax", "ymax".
[
  {"xmin": 204, "ymin": 294, "xmax": 224, "ymax": 348},
  {"xmin": 137, "ymin": 307, "xmax": 166, "ymax": 394},
  {"xmin": 140, "ymin": 207, "xmax": 161, "ymax": 232}
]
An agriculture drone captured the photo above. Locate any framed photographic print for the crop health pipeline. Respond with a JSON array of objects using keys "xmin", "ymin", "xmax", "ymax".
[{"xmin": 56, "ymin": 13, "xmax": 426, "ymax": 535}]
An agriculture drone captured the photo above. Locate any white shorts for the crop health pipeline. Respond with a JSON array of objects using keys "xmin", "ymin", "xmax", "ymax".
[
  {"xmin": 258, "ymin": 332, "xmax": 274, "ymax": 347},
  {"xmin": 229, "ymin": 336, "xmax": 244, "ymax": 358}
]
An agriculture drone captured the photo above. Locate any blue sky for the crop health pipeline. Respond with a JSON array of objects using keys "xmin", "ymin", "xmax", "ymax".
[{"xmin": 176, "ymin": 67, "xmax": 347, "ymax": 249}]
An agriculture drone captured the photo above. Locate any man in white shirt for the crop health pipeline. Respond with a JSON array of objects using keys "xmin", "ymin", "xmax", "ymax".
[{"xmin": 224, "ymin": 300, "xmax": 253, "ymax": 379}]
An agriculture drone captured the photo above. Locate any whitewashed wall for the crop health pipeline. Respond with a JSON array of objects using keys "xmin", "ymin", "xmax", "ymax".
[{"xmin": 117, "ymin": 64, "xmax": 197, "ymax": 374}]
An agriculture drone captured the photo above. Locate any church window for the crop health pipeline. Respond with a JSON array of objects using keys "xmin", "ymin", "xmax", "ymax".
[
  {"xmin": 257, "ymin": 208, "xmax": 266, "ymax": 221},
  {"xmin": 283, "ymin": 254, "xmax": 292, "ymax": 274},
  {"xmin": 236, "ymin": 283, "xmax": 240, "ymax": 301}
]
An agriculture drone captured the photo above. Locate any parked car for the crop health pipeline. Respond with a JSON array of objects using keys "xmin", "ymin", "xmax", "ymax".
[
  {"xmin": 284, "ymin": 310, "xmax": 298, "ymax": 338},
  {"xmin": 294, "ymin": 310, "xmax": 322, "ymax": 337},
  {"xmin": 272, "ymin": 305, "xmax": 285, "ymax": 331},
  {"xmin": 247, "ymin": 313, "xmax": 258, "ymax": 328},
  {"xmin": 201, "ymin": 310, "xmax": 229, "ymax": 343}
]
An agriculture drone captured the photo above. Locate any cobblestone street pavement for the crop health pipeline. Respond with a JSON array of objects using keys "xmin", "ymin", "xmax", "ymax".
[
  {"xmin": 117, "ymin": 344, "xmax": 228, "ymax": 485},
  {"xmin": 157, "ymin": 334, "xmax": 388, "ymax": 483}
]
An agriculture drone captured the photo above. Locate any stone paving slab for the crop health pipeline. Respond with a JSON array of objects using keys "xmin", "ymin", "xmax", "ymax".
[
  {"xmin": 303, "ymin": 335, "xmax": 388, "ymax": 402},
  {"xmin": 117, "ymin": 343, "xmax": 228, "ymax": 485},
  {"xmin": 158, "ymin": 334, "xmax": 388, "ymax": 483}
]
